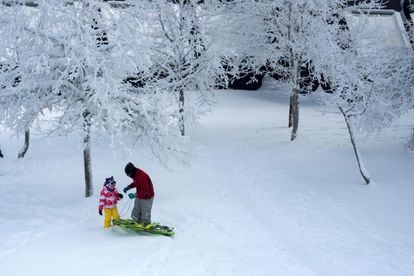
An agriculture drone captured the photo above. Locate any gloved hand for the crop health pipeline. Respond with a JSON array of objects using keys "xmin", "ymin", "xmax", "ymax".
[
  {"xmin": 123, "ymin": 187, "xmax": 129, "ymax": 193},
  {"xmin": 128, "ymin": 193, "xmax": 136, "ymax": 199},
  {"xmin": 118, "ymin": 193, "xmax": 123, "ymax": 199},
  {"xmin": 99, "ymin": 209, "xmax": 103, "ymax": 216}
]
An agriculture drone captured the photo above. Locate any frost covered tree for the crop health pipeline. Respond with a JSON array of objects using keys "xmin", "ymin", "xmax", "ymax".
[
  {"xmin": 0, "ymin": 1, "xmax": 109, "ymax": 194},
  {"xmin": 316, "ymin": 9, "xmax": 414, "ymax": 184},
  {"xmin": 0, "ymin": 3, "xmax": 54, "ymax": 159},
  {"xmin": 131, "ymin": 0, "xmax": 231, "ymax": 136},
  {"xmin": 230, "ymin": 0, "xmax": 381, "ymax": 141},
  {"xmin": 0, "ymin": 0, "xmax": 190, "ymax": 197},
  {"xmin": 38, "ymin": 0, "xmax": 174, "ymax": 197},
  {"xmin": 228, "ymin": 0, "xmax": 413, "ymax": 183}
]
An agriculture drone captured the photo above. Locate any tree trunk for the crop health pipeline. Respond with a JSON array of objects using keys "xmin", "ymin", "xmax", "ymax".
[
  {"xmin": 409, "ymin": 128, "xmax": 414, "ymax": 150},
  {"xmin": 0, "ymin": 148, "xmax": 3, "ymax": 158},
  {"xmin": 339, "ymin": 107, "xmax": 370, "ymax": 185},
  {"xmin": 18, "ymin": 129, "xmax": 30, "ymax": 159},
  {"xmin": 288, "ymin": 96, "xmax": 293, "ymax": 128},
  {"xmin": 83, "ymin": 112, "xmax": 93, "ymax": 197},
  {"xmin": 179, "ymin": 88, "xmax": 185, "ymax": 136},
  {"xmin": 287, "ymin": 0, "xmax": 295, "ymax": 133},
  {"xmin": 290, "ymin": 88, "xmax": 299, "ymax": 141}
]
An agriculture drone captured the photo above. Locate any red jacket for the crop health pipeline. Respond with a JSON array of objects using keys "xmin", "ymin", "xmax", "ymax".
[
  {"xmin": 127, "ymin": 168, "xmax": 154, "ymax": 199},
  {"xmin": 98, "ymin": 183, "xmax": 121, "ymax": 210}
]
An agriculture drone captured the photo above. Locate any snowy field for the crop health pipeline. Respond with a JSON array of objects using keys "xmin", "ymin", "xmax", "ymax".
[{"xmin": 1, "ymin": 80, "xmax": 414, "ymax": 275}]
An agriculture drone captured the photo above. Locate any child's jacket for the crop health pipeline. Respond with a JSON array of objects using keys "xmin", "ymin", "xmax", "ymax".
[{"xmin": 98, "ymin": 183, "xmax": 120, "ymax": 210}]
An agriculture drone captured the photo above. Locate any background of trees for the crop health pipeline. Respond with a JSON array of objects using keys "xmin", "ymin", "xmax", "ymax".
[{"xmin": 1, "ymin": 0, "xmax": 413, "ymax": 195}]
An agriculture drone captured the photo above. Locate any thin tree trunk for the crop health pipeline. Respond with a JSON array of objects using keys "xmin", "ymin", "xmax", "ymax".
[
  {"xmin": 409, "ymin": 127, "xmax": 414, "ymax": 150},
  {"xmin": 290, "ymin": 88, "xmax": 299, "ymax": 141},
  {"xmin": 287, "ymin": 1, "xmax": 301, "ymax": 140},
  {"xmin": 83, "ymin": 112, "xmax": 93, "ymax": 197},
  {"xmin": 179, "ymin": 88, "xmax": 185, "ymax": 136},
  {"xmin": 288, "ymin": 96, "xmax": 293, "ymax": 128},
  {"xmin": 287, "ymin": 1, "xmax": 293, "ymax": 129},
  {"xmin": 18, "ymin": 129, "xmax": 30, "ymax": 159},
  {"xmin": 339, "ymin": 107, "xmax": 370, "ymax": 185},
  {"xmin": 0, "ymin": 148, "xmax": 3, "ymax": 158}
]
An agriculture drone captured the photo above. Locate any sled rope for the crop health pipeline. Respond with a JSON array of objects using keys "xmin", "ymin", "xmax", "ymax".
[{"xmin": 119, "ymin": 197, "xmax": 132, "ymax": 217}]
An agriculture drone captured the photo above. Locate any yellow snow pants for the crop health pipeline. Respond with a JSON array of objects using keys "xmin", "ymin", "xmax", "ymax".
[{"xmin": 103, "ymin": 207, "xmax": 120, "ymax": 228}]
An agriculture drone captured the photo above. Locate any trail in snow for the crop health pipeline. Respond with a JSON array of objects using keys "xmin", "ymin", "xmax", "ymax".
[
  {"xmin": 0, "ymin": 83, "xmax": 413, "ymax": 275},
  {"xmin": 191, "ymin": 88, "xmax": 414, "ymax": 274}
]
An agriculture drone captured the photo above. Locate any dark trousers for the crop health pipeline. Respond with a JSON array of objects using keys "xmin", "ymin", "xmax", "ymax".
[{"xmin": 131, "ymin": 197, "xmax": 153, "ymax": 225}]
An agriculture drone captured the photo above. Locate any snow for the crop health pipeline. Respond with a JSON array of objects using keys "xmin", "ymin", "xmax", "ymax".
[{"xmin": 1, "ymin": 79, "xmax": 414, "ymax": 275}]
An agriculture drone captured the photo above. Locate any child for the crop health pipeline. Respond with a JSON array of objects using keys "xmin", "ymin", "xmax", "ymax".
[{"xmin": 98, "ymin": 176, "xmax": 123, "ymax": 228}]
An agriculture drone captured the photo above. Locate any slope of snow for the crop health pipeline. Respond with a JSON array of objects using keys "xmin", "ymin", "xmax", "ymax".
[{"xmin": 0, "ymin": 81, "xmax": 413, "ymax": 275}]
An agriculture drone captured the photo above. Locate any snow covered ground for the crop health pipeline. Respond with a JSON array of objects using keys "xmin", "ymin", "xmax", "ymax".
[{"xmin": 1, "ymin": 80, "xmax": 413, "ymax": 275}]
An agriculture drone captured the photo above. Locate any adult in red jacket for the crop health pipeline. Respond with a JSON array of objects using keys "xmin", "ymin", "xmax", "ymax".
[{"xmin": 123, "ymin": 162, "xmax": 155, "ymax": 225}]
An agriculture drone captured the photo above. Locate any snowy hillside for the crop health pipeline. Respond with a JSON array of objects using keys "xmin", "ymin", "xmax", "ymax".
[{"xmin": 1, "ymin": 81, "xmax": 414, "ymax": 275}]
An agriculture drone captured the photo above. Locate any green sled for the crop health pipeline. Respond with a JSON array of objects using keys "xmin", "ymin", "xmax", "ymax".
[{"xmin": 112, "ymin": 218, "xmax": 175, "ymax": 237}]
